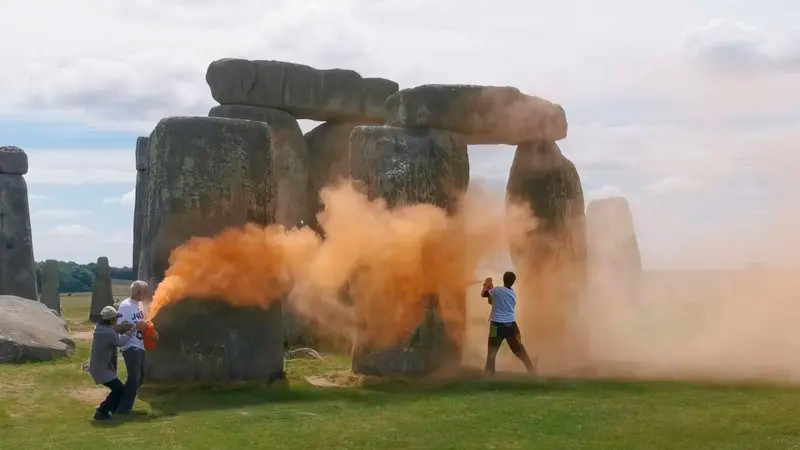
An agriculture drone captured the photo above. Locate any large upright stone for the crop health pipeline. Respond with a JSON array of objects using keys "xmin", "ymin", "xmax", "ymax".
[
  {"xmin": 506, "ymin": 140, "xmax": 586, "ymax": 358},
  {"xmin": 209, "ymin": 105, "xmax": 309, "ymax": 228},
  {"xmin": 386, "ymin": 85, "xmax": 568, "ymax": 145},
  {"xmin": 133, "ymin": 136, "xmax": 148, "ymax": 279},
  {"xmin": 349, "ymin": 126, "xmax": 469, "ymax": 212},
  {"xmin": 140, "ymin": 116, "xmax": 283, "ymax": 382},
  {"xmin": 349, "ymin": 126, "xmax": 469, "ymax": 376},
  {"xmin": 89, "ymin": 257, "xmax": 113, "ymax": 323},
  {"xmin": 148, "ymin": 298, "xmax": 284, "ymax": 382},
  {"xmin": 0, "ymin": 147, "xmax": 37, "ymax": 301},
  {"xmin": 304, "ymin": 122, "xmax": 359, "ymax": 232},
  {"xmin": 586, "ymin": 197, "xmax": 641, "ymax": 303},
  {"xmin": 209, "ymin": 104, "xmax": 311, "ymax": 347},
  {"xmin": 41, "ymin": 260, "xmax": 60, "ymax": 315},
  {"xmin": 206, "ymin": 59, "xmax": 398, "ymax": 123}
]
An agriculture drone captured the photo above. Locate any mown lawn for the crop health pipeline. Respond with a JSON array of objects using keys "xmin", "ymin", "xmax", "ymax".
[{"xmin": 2, "ymin": 295, "xmax": 800, "ymax": 449}]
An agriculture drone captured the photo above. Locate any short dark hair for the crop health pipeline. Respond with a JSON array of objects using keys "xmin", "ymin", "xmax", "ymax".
[{"xmin": 503, "ymin": 271, "xmax": 516, "ymax": 287}]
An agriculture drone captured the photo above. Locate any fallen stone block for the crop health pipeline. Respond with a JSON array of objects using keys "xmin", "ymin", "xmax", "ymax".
[{"xmin": 0, "ymin": 295, "xmax": 74, "ymax": 363}]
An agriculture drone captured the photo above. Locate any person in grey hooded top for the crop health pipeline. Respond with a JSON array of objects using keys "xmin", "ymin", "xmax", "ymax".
[{"xmin": 88, "ymin": 305, "xmax": 141, "ymax": 420}]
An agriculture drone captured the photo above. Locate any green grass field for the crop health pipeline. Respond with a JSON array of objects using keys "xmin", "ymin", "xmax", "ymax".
[{"xmin": 2, "ymin": 289, "xmax": 800, "ymax": 449}]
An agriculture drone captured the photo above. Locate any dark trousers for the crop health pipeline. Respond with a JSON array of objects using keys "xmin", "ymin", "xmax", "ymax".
[
  {"xmin": 97, "ymin": 378, "xmax": 124, "ymax": 414},
  {"xmin": 118, "ymin": 348, "xmax": 145, "ymax": 413},
  {"xmin": 485, "ymin": 321, "xmax": 535, "ymax": 375}
]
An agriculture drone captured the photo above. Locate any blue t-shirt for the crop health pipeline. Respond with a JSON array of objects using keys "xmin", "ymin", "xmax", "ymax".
[{"xmin": 488, "ymin": 286, "xmax": 516, "ymax": 323}]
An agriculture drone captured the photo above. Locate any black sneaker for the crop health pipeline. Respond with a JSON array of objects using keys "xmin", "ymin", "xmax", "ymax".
[{"xmin": 93, "ymin": 410, "xmax": 112, "ymax": 421}]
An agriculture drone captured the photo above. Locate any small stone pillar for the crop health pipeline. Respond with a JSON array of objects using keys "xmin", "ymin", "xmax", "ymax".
[
  {"xmin": 89, "ymin": 257, "xmax": 113, "ymax": 322},
  {"xmin": 41, "ymin": 259, "xmax": 60, "ymax": 315}
]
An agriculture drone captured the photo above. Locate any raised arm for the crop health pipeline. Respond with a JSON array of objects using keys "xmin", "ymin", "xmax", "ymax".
[{"xmin": 481, "ymin": 277, "xmax": 493, "ymax": 304}]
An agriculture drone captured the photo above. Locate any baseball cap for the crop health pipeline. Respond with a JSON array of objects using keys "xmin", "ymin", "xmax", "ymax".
[{"xmin": 100, "ymin": 306, "xmax": 122, "ymax": 320}]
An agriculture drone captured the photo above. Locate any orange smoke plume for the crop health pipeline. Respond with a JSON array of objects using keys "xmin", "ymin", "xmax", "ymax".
[{"xmin": 148, "ymin": 181, "xmax": 534, "ymax": 351}]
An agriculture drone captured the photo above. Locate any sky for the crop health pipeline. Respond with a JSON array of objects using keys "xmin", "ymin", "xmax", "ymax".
[{"xmin": 1, "ymin": 0, "xmax": 798, "ymax": 269}]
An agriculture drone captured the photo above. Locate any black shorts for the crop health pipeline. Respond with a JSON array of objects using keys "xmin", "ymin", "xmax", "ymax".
[{"xmin": 488, "ymin": 321, "xmax": 522, "ymax": 348}]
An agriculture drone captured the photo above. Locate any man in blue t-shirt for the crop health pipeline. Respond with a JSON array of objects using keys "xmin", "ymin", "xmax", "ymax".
[{"xmin": 481, "ymin": 271, "xmax": 535, "ymax": 376}]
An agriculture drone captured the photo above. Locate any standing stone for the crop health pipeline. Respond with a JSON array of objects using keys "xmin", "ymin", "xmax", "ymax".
[
  {"xmin": 304, "ymin": 122, "xmax": 359, "ymax": 233},
  {"xmin": 386, "ymin": 85, "xmax": 568, "ymax": 144},
  {"xmin": 0, "ymin": 147, "xmax": 38, "ymax": 301},
  {"xmin": 506, "ymin": 140, "xmax": 586, "ymax": 362},
  {"xmin": 586, "ymin": 197, "xmax": 641, "ymax": 303},
  {"xmin": 41, "ymin": 260, "xmax": 60, "ymax": 315},
  {"xmin": 133, "ymin": 137, "xmax": 148, "ymax": 280},
  {"xmin": 89, "ymin": 257, "xmax": 113, "ymax": 323},
  {"xmin": 140, "ymin": 116, "xmax": 283, "ymax": 382},
  {"xmin": 208, "ymin": 105, "xmax": 309, "ymax": 228},
  {"xmin": 349, "ymin": 126, "xmax": 469, "ymax": 376},
  {"xmin": 208, "ymin": 104, "xmax": 311, "ymax": 348},
  {"xmin": 206, "ymin": 59, "xmax": 399, "ymax": 122}
]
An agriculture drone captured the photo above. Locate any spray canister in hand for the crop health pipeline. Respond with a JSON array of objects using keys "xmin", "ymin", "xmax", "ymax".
[{"xmin": 143, "ymin": 321, "xmax": 158, "ymax": 351}]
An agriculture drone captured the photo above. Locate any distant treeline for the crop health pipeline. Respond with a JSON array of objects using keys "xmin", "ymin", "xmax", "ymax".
[{"xmin": 34, "ymin": 261, "xmax": 135, "ymax": 293}]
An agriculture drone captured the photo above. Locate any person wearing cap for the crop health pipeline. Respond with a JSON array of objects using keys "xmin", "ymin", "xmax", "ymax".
[{"xmin": 88, "ymin": 306, "xmax": 145, "ymax": 420}]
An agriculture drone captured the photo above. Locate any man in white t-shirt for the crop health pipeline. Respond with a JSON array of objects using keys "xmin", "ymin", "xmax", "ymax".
[
  {"xmin": 481, "ymin": 271, "xmax": 535, "ymax": 376},
  {"xmin": 115, "ymin": 280, "xmax": 151, "ymax": 414}
]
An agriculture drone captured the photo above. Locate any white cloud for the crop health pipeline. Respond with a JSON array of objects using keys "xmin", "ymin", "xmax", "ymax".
[
  {"xmin": 34, "ymin": 209, "xmax": 92, "ymax": 219},
  {"xmin": 103, "ymin": 189, "xmax": 136, "ymax": 206},
  {"xmin": 45, "ymin": 224, "xmax": 93, "ymax": 238},
  {"xmin": 644, "ymin": 176, "xmax": 701, "ymax": 195},
  {"xmin": 25, "ymin": 149, "xmax": 134, "ymax": 185},
  {"xmin": 685, "ymin": 19, "xmax": 800, "ymax": 73},
  {"xmin": 2, "ymin": 1, "xmax": 799, "ymax": 270}
]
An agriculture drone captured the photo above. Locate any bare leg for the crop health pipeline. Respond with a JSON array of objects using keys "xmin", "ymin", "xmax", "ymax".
[{"xmin": 506, "ymin": 324, "xmax": 535, "ymax": 374}]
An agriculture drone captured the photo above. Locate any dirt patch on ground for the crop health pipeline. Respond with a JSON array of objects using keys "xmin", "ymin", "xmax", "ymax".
[
  {"xmin": 70, "ymin": 330, "xmax": 93, "ymax": 341},
  {"xmin": 305, "ymin": 370, "xmax": 363, "ymax": 388},
  {"xmin": 68, "ymin": 386, "xmax": 107, "ymax": 405}
]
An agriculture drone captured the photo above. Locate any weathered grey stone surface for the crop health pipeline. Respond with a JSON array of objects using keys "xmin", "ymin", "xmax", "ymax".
[
  {"xmin": 41, "ymin": 260, "xmax": 60, "ymax": 315},
  {"xmin": 89, "ymin": 257, "xmax": 113, "ymax": 322},
  {"xmin": 148, "ymin": 298, "xmax": 284, "ymax": 382},
  {"xmin": 386, "ymin": 85, "xmax": 568, "ymax": 144},
  {"xmin": 506, "ymin": 140, "xmax": 586, "ymax": 353},
  {"xmin": 304, "ymin": 122, "xmax": 358, "ymax": 232},
  {"xmin": 206, "ymin": 59, "xmax": 398, "ymax": 122},
  {"xmin": 0, "ymin": 171, "xmax": 38, "ymax": 301},
  {"xmin": 349, "ymin": 126, "xmax": 469, "ymax": 214},
  {"xmin": 0, "ymin": 146, "xmax": 29, "ymax": 175},
  {"xmin": 135, "ymin": 136, "xmax": 149, "ymax": 171},
  {"xmin": 349, "ymin": 126, "xmax": 468, "ymax": 376},
  {"xmin": 208, "ymin": 105, "xmax": 312, "ymax": 347},
  {"xmin": 0, "ymin": 295, "xmax": 74, "ymax": 363},
  {"xmin": 209, "ymin": 105, "xmax": 309, "ymax": 228},
  {"xmin": 140, "ymin": 116, "xmax": 283, "ymax": 382},
  {"xmin": 586, "ymin": 197, "xmax": 641, "ymax": 303},
  {"xmin": 133, "ymin": 136, "xmax": 148, "ymax": 279}
]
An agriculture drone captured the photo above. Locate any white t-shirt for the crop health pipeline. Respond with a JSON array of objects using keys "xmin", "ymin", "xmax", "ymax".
[
  {"xmin": 488, "ymin": 286, "xmax": 516, "ymax": 323},
  {"xmin": 116, "ymin": 297, "xmax": 146, "ymax": 351}
]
